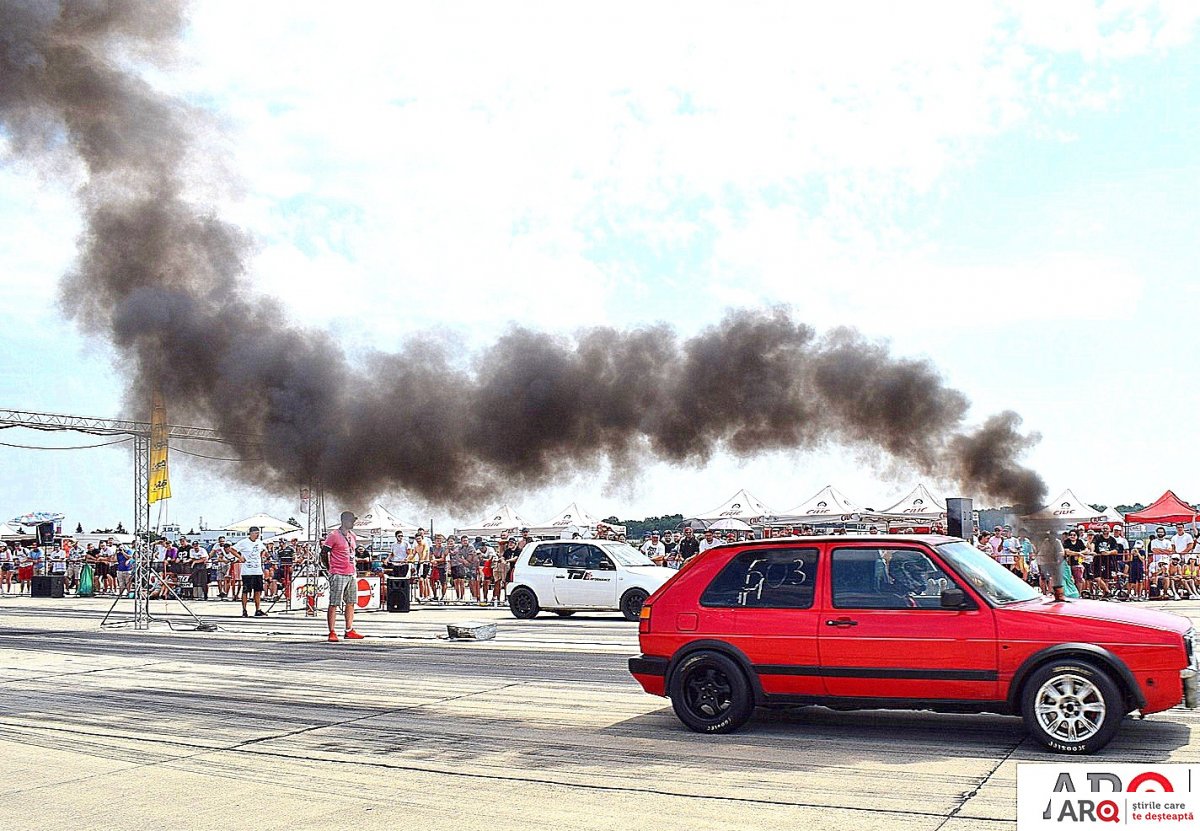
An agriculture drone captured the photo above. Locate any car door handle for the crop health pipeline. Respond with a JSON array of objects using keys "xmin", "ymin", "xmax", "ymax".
[{"xmin": 825, "ymin": 617, "xmax": 858, "ymax": 627}]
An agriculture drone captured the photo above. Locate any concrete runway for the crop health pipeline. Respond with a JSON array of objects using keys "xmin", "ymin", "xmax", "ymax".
[{"xmin": 0, "ymin": 594, "xmax": 1196, "ymax": 830}]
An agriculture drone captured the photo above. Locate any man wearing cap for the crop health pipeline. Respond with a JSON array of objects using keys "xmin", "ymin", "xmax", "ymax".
[
  {"xmin": 1129, "ymin": 539, "xmax": 1147, "ymax": 599},
  {"xmin": 228, "ymin": 526, "xmax": 268, "ymax": 617},
  {"xmin": 321, "ymin": 511, "xmax": 364, "ymax": 642},
  {"xmin": 641, "ymin": 532, "xmax": 666, "ymax": 566},
  {"xmin": 677, "ymin": 527, "xmax": 700, "ymax": 562}
]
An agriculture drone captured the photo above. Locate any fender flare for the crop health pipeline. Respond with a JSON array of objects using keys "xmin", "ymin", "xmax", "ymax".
[
  {"xmin": 1007, "ymin": 643, "xmax": 1146, "ymax": 711},
  {"xmin": 667, "ymin": 640, "xmax": 766, "ymax": 705}
]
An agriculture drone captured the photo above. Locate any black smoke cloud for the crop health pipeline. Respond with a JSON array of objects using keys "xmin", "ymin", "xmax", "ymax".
[{"xmin": 0, "ymin": 1, "xmax": 1048, "ymax": 513}]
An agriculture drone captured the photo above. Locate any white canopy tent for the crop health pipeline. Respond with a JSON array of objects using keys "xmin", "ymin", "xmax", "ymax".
[
  {"xmin": 225, "ymin": 513, "xmax": 298, "ymax": 534},
  {"xmin": 354, "ymin": 504, "xmax": 418, "ymax": 535},
  {"xmin": 264, "ymin": 528, "xmax": 307, "ymax": 543},
  {"xmin": 772, "ymin": 485, "xmax": 866, "ymax": 525},
  {"xmin": 0, "ymin": 522, "xmax": 32, "ymax": 541},
  {"xmin": 695, "ymin": 489, "xmax": 775, "ymax": 523},
  {"xmin": 879, "ymin": 484, "xmax": 947, "ymax": 521},
  {"xmin": 1096, "ymin": 506, "xmax": 1125, "ymax": 526},
  {"xmin": 527, "ymin": 503, "xmax": 625, "ymax": 538},
  {"xmin": 1023, "ymin": 489, "xmax": 1106, "ymax": 525},
  {"xmin": 455, "ymin": 504, "xmax": 532, "ymax": 538}
]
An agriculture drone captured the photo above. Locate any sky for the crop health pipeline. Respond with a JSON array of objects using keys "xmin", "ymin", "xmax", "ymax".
[{"xmin": 1, "ymin": 0, "xmax": 1198, "ymax": 534}]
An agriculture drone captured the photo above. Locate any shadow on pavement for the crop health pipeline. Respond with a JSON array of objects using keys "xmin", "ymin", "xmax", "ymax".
[{"xmin": 604, "ymin": 702, "xmax": 1194, "ymax": 762}]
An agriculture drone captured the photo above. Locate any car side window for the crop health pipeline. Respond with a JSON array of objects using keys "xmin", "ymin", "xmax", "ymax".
[
  {"xmin": 562, "ymin": 543, "xmax": 592, "ymax": 569},
  {"xmin": 584, "ymin": 546, "xmax": 615, "ymax": 571},
  {"xmin": 528, "ymin": 544, "xmax": 560, "ymax": 568},
  {"xmin": 700, "ymin": 548, "xmax": 818, "ymax": 609},
  {"xmin": 831, "ymin": 547, "xmax": 954, "ymax": 609}
]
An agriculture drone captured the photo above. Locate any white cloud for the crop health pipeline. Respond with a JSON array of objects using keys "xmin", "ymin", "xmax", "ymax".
[{"xmin": 166, "ymin": 0, "xmax": 1195, "ymax": 341}]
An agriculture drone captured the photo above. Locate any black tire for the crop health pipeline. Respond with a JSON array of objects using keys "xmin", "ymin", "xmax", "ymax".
[
  {"xmin": 553, "ymin": 610, "xmax": 575, "ymax": 617},
  {"xmin": 668, "ymin": 650, "xmax": 755, "ymax": 734},
  {"xmin": 1020, "ymin": 659, "xmax": 1124, "ymax": 754},
  {"xmin": 508, "ymin": 587, "xmax": 539, "ymax": 619},
  {"xmin": 620, "ymin": 588, "xmax": 649, "ymax": 622}
]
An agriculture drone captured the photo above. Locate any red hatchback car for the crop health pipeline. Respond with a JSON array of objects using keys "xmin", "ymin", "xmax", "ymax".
[{"xmin": 629, "ymin": 535, "xmax": 1198, "ymax": 753}]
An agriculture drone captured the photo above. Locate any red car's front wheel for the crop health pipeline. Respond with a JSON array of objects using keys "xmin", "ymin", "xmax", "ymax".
[{"xmin": 1021, "ymin": 660, "xmax": 1124, "ymax": 753}]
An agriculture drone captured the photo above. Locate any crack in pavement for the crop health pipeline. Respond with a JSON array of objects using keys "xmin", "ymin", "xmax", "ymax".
[{"xmin": 932, "ymin": 735, "xmax": 1026, "ymax": 831}]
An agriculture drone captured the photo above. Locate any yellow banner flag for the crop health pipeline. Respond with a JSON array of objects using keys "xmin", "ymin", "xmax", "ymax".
[{"xmin": 148, "ymin": 391, "xmax": 172, "ymax": 504}]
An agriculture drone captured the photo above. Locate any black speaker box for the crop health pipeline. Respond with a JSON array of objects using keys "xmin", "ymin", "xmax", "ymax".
[
  {"xmin": 31, "ymin": 575, "xmax": 65, "ymax": 598},
  {"xmin": 386, "ymin": 577, "xmax": 410, "ymax": 613}
]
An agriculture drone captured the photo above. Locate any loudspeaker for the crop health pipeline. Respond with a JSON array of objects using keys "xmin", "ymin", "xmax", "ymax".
[
  {"xmin": 946, "ymin": 498, "xmax": 972, "ymax": 539},
  {"xmin": 36, "ymin": 522, "xmax": 55, "ymax": 546},
  {"xmin": 31, "ymin": 575, "xmax": 65, "ymax": 598},
  {"xmin": 386, "ymin": 576, "xmax": 410, "ymax": 613}
]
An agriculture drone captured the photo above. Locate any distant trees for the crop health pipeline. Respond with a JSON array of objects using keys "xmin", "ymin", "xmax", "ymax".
[{"xmin": 607, "ymin": 514, "xmax": 685, "ymax": 540}]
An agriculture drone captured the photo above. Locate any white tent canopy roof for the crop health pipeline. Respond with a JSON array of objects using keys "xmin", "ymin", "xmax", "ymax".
[
  {"xmin": 879, "ymin": 484, "xmax": 947, "ymax": 519},
  {"xmin": 1097, "ymin": 506, "xmax": 1125, "ymax": 524},
  {"xmin": 0, "ymin": 522, "xmax": 31, "ymax": 540},
  {"xmin": 264, "ymin": 528, "xmax": 307, "ymax": 543},
  {"xmin": 695, "ymin": 489, "xmax": 775, "ymax": 523},
  {"xmin": 455, "ymin": 504, "xmax": 532, "ymax": 538},
  {"xmin": 354, "ymin": 504, "xmax": 418, "ymax": 535},
  {"xmin": 1024, "ymin": 489, "xmax": 1105, "ymax": 522},
  {"xmin": 528, "ymin": 502, "xmax": 623, "ymax": 537},
  {"xmin": 225, "ymin": 513, "xmax": 298, "ymax": 534},
  {"xmin": 775, "ymin": 485, "xmax": 864, "ymax": 523}
]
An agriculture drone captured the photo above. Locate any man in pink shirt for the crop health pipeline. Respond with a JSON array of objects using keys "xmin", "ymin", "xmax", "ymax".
[{"xmin": 321, "ymin": 510, "xmax": 364, "ymax": 642}]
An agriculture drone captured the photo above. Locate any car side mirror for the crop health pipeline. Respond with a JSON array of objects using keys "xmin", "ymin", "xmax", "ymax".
[{"xmin": 940, "ymin": 587, "xmax": 968, "ymax": 609}]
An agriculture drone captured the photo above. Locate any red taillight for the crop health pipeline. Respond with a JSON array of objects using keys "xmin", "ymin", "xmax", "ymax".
[{"xmin": 638, "ymin": 603, "xmax": 652, "ymax": 634}]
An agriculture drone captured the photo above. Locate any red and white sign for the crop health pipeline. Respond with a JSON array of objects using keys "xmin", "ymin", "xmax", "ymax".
[
  {"xmin": 290, "ymin": 576, "xmax": 382, "ymax": 611},
  {"xmin": 1018, "ymin": 763, "xmax": 1199, "ymax": 829}
]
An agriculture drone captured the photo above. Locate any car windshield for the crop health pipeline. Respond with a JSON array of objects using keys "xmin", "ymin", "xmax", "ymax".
[
  {"xmin": 937, "ymin": 541, "xmax": 1041, "ymax": 605},
  {"xmin": 602, "ymin": 542, "xmax": 656, "ymax": 567}
]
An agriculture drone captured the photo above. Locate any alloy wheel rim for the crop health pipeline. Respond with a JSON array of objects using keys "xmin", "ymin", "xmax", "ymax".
[
  {"xmin": 684, "ymin": 666, "xmax": 733, "ymax": 719},
  {"xmin": 1035, "ymin": 673, "xmax": 1106, "ymax": 742}
]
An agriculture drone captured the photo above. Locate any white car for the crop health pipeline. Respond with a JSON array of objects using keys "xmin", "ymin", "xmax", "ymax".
[{"xmin": 508, "ymin": 540, "xmax": 675, "ymax": 621}]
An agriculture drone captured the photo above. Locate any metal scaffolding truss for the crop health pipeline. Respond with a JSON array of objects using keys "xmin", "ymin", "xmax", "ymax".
[
  {"xmin": 0, "ymin": 407, "xmax": 255, "ymax": 444},
  {"xmin": 1, "ymin": 406, "xmax": 258, "ymax": 630}
]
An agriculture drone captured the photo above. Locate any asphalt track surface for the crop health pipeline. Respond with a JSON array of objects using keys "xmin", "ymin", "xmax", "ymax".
[{"xmin": 0, "ymin": 596, "xmax": 1196, "ymax": 830}]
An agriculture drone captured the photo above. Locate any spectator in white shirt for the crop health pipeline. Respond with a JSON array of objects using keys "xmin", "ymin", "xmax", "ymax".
[
  {"xmin": 1171, "ymin": 523, "xmax": 1196, "ymax": 556},
  {"xmin": 1149, "ymin": 527, "xmax": 1174, "ymax": 571},
  {"xmin": 698, "ymin": 529, "xmax": 720, "ymax": 554},
  {"xmin": 388, "ymin": 531, "xmax": 410, "ymax": 578},
  {"xmin": 640, "ymin": 532, "xmax": 667, "ymax": 565}
]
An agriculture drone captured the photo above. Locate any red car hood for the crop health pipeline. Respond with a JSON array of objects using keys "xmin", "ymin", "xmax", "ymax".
[{"xmin": 1001, "ymin": 597, "xmax": 1193, "ymax": 635}]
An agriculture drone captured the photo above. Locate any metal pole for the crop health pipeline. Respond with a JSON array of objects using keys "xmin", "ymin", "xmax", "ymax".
[{"xmin": 131, "ymin": 433, "xmax": 151, "ymax": 629}]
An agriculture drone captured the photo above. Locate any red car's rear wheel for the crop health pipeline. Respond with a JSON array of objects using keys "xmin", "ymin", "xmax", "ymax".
[{"xmin": 668, "ymin": 650, "xmax": 754, "ymax": 734}]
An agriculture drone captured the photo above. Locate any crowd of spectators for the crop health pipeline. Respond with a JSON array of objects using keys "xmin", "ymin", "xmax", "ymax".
[
  {"xmin": 973, "ymin": 523, "xmax": 1197, "ymax": 601},
  {"xmin": 3, "ymin": 519, "xmax": 1195, "ymax": 607}
]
